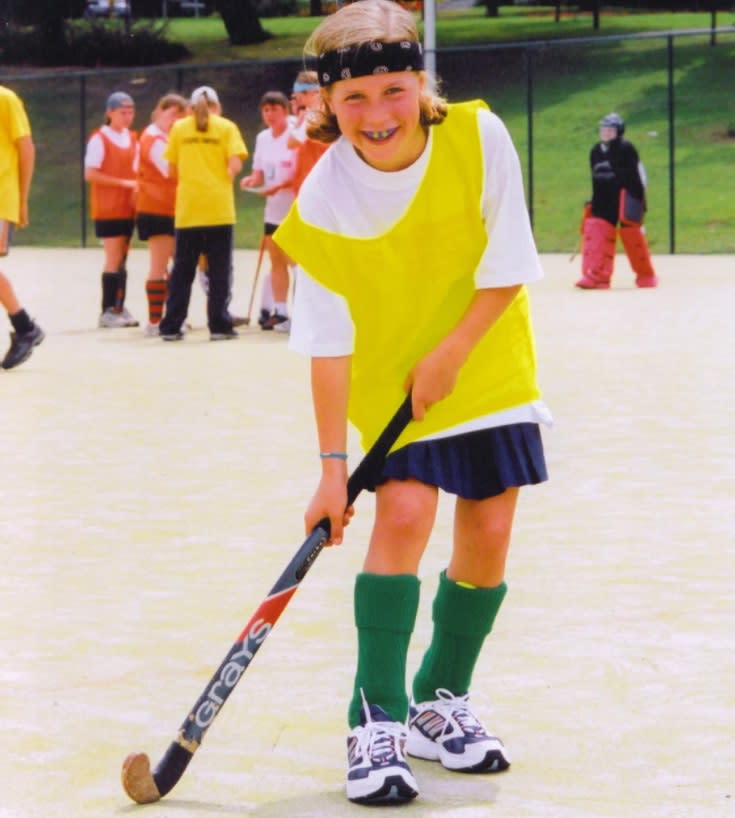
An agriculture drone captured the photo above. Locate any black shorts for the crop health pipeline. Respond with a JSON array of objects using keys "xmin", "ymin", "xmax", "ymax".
[
  {"xmin": 137, "ymin": 212, "xmax": 175, "ymax": 241},
  {"xmin": 94, "ymin": 218, "xmax": 135, "ymax": 239},
  {"xmin": 264, "ymin": 222, "xmax": 279, "ymax": 236}
]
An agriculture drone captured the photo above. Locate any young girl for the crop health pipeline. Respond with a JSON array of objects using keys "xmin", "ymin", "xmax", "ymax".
[
  {"xmin": 158, "ymin": 86, "xmax": 247, "ymax": 341},
  {"xmin": 286, "ymin": 70, "xmax": 330, "ymax": 197},
  {"xmin": 135, "ymin": 93, "xmax": 188, "ymax": 336},
  {"xmin": 84, "ymin": 91, "xmax": 139, "ymax": 328},
  {"xmin": 274, "ymin": 0, "xmax": 550, "ymax": 806},
  {"xmin": 240, "ymin": 91, "xmax": 297, "ymax": 332}
]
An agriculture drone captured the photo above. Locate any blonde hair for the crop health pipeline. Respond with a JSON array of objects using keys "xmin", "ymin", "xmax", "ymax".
[
  {"xmin": 151, "ymin": 93, "xmax": 188, "ymax": 122},
  {"xmin": 294, "ymin": 69, "xmax": 318, "ymax": 86},
  {"xmin": 191, "ymin": 88, "xmax": 221, "ymax": 133},
  {"xmin": 304, "ymin": 0, "xmax": 447, "ymax": 143}
]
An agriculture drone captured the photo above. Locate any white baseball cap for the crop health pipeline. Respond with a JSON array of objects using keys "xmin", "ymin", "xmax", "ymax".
[{"xmin": 190, "ymin": 86, "xmax": 220, "ymax": 106}]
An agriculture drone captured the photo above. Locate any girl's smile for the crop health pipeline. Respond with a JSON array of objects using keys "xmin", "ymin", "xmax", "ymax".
[{"xmin": 363, "ymin": 127, "xmax": 399, "ymax": 143}]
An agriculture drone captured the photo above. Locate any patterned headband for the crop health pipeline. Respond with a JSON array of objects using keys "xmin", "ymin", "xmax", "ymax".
[{"xmin": 317, "ymin": 40, "xmax": 424, "ymax": 87}]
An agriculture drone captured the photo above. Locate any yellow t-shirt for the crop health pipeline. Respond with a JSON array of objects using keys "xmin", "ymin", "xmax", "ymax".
[
  {"xmin": 0, "ymin": 86, "xmax": 32, "ymax": 223},
  {"xmin": 165, "ymin": 113, "xmax": 248, "ymax": 228},
  {"xmin": 276, "ymin": 101, "xmax": 540, "ymax": 452}
]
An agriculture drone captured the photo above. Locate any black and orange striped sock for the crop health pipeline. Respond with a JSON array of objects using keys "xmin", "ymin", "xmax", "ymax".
[
  {"xmin": 115, "ymin": 270, "xmax": 128, "ymax": 311},
  {"xmin": 146, "ymin": 279, "xmax": 168, "ymax": 324}
]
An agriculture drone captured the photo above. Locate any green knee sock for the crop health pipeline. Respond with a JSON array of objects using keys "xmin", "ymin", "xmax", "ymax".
[
  {"xmin": 348, "ymin": 572, "xmax": 420, "ymax": 728},
  {"xmin": 412, "ymin": 571, "xmax": 507, "ymax": 704}
]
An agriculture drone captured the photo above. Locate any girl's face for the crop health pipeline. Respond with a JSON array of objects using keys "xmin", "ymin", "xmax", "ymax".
[
  {"xmin": 599, "ymin": 125, "xmax": 617, "ymax": 144},
  {"xmin": 293, "ymin": 88, "xmax": 319, "ymax": 113},
  {"xmin": 108, "ymin": 104, "xmax": 135, "ymax": 131},
  {"xmin": 328, "ymin": 71, "xmax": 427, "ymax": 172},
  {"xmin": 158, "ymin": 105, "xmax": 184, "ymax": 134},
  {"xmin": 261, "ymin": 103, "xmax": 288, "ymax": 133}
]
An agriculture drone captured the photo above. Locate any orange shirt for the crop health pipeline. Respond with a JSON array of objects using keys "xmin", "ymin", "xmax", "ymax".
[
  {"xmin": 292, "ymin": 138, "xmax": 329, "ymax": 195},
  {"xmin": 137, "ymin": 126, "xmax": 176, "ymax": 217},
  {"xmin": 89, "ymin": 128, "xmax": 136, "ymax": 220}
]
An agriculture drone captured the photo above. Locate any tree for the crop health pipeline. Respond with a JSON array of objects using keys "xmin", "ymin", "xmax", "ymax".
[
  {"xmin": 214, "ymin": 0, "xmax": 269, "ymax": 45},
  {"xmin": 30, "ymin": 0, "xmax": 68, "ymax": 61}
]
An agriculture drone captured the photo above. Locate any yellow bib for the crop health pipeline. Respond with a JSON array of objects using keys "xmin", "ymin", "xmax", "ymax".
[{"xmin": 276, "ymin": 101, "xmax": 540, "ymax": 452}]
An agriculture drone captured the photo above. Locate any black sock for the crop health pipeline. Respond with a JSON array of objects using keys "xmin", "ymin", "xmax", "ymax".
[
  {"xmin": 115, "ymin": 269, "xmax": 127, "ymax": 310},
  {"xmin": 9, "ymin": 309, "xmax": 33, "ymax": 335},
  {"xmin": 101, "ymin": 272, "xmax": 118, "ymax": 311}
]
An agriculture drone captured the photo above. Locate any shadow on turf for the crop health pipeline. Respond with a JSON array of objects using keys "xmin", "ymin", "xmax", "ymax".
[{"xmin": 116, "ymin": 761, "xmax": 502, "ymax": 816}]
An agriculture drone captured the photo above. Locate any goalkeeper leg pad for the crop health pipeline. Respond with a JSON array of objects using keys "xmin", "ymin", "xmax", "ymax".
[
  {"xmin": 619, "ymin": 224, "xmax": 658, "ymax": 288},
  {"xmin": 576, "ymin": 217, "xmax": 616, "ymax": 289}
]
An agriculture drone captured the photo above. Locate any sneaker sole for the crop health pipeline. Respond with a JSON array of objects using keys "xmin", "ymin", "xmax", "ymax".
[
  {"xmin": 407, "ymin": 731, "xmax": 510, "ymax": 773},
  {"xmin": 347, "ymin": 773, "xmax": 418, "ymax": 805}
]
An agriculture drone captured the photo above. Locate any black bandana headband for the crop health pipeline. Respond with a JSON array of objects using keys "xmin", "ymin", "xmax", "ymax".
[{"xmin": 317, "ymin": 40, "xmax": 424, "ymax": 87}]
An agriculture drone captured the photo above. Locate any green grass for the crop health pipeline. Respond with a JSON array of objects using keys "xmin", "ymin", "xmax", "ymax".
[
  {"xmin": 162, "ymin": 7, "xmax": 735, "ymax": 60},
  {"xmin": 12, "ymin": 7, "xmax": 735, "ymax": 252}
]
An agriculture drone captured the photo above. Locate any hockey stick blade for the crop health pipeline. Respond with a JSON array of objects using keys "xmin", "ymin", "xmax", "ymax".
[{"xmin": 121, "ymin": 395, "xmax": 413, "ymax": 803}]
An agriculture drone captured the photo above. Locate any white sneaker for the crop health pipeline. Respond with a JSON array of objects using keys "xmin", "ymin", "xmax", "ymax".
[
  {"xmin": 99, "ymin": 308, "xmax": 129, "ymax": 328},
  {"xmin": 143, "ymin": 322, "xmax": 160, "ymax": 337},
  {"xmin": 407, "ymin": 688, "xmax": 510, "ymax": 772},
  {"xmin": 346, "ymin": 695, "xmax": 418, "ymax": 805},
  {"xmin": 120, "ymin": 306, "xmax": 139, "ymax": 327}
]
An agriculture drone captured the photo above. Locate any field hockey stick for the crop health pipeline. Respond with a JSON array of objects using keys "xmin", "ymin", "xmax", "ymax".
[
  {"xmin": 569, "ymin": 234, "xmax": 582, "ymax": 262},
  {"xmin": 242, "ymin": 236, "xmax": 267, "ymax": 325},
  {"xmin": 121, "ymin": 394, "xmax": 414, "ymax": 804}
]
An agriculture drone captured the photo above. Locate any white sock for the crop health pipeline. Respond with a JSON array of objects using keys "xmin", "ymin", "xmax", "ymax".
[{"xmin": 260, "ymin": 272, "xmax": 274, "ymax": 313}]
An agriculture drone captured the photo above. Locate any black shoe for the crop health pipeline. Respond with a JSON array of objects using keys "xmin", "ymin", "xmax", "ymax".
[
  {"xmin": 210, "ymin": 329, "xmax": 238, "ymax": 341},
  {"xmin": 160, "ymin": 331, "xmax": 184, "ymax": 342},
  {"xmin": 2, "ymin": 324, "xmax": 45, "ymax": 370},
  {"xmin": 261, "ymin": 312, "xmax": 289, "ymax": 332},
  {"xmin": 257, "ymin": 308, "xmax": 270, "ymax": 328}
]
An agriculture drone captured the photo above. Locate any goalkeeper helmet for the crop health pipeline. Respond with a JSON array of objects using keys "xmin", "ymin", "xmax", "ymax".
[{"xmin": 599, "ymin": 112, "xmax": 625, "ymax": 136}]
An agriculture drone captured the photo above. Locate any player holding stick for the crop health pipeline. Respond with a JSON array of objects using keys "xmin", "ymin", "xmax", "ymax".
[
  {"xmin": 275, "ymin": 0, "xmax": 551, "ymax": 805},
  {"xmin": 576, "ymin": 112, "xmax": 658, "ymax": 289}
]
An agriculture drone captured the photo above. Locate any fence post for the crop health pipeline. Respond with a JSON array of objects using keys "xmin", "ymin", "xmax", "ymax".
[
  {"xmin": 667, "ymin": 35, "xmax": 675, "ymax": 254},
  {"xmin": 525, "ymin": 47, "xmax": 534, "ymax": 228},
  {"xmin": 80, "ymin": 74, "xmax": 87, "ymax": 249}
]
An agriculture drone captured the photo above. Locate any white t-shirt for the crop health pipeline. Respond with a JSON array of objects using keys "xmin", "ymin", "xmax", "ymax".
[
  {"xmin": 142, "ymin": 123, "xmax": 170, "ymax": 177},
  {"xmin": 251, "ymin": 126, "xmax": 297, "ymax": 225},
  {"xmin": 288, "ymin": 107, "xmax": 551, "ymax": 437}
]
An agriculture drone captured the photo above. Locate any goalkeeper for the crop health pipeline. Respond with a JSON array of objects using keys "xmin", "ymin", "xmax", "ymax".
[{"xmin": 576, "ymin": 113, "xmax": 658, "ymax": 289}]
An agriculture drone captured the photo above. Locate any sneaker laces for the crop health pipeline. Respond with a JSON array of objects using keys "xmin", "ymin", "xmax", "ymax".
[
  {"xmin": 432, "ymin": 688, "xmax": 487, "ymax": 738},
  {"xmin": 357, "ymin": 690, "xmax": 406, "ymax": 764}
]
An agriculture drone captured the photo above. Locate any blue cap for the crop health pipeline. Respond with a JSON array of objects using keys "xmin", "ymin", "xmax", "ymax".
[{"xmin": 106, "ymin": 91, "xmax": 134, "ymax": 111}]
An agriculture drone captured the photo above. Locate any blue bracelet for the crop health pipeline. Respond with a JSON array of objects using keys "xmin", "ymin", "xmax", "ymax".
[{"xmin": 319, "ymin": 451, "xmax": 348, "ymax": 460}]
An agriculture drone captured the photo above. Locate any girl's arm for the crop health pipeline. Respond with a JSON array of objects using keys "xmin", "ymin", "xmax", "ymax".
[
  {"xmin": 240, "ymin": 169, "xmax": 265, "ymax": 189},
  {"xmin": 305, "ymin": 354, "xmax": 353, "ymax": 545},
  {"xmin": 16, "ymin": 135, "xmax": 35, "ymax": 228},
  {"xmin": 405, "ymin": 284, "xmax": 522, "ymax": 420},
  {"xmin": 227, "ymin": 154, "xmax": 243, "ymax": 181},
  {"xmin": 84, "ymin": 167, "xmax": 137, "ymax": 189}
]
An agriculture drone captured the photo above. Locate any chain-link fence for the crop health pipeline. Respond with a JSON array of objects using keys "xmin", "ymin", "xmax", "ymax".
[{"xmin": 2, "ymin": 25, "xmax": 734, "ymax": 253}]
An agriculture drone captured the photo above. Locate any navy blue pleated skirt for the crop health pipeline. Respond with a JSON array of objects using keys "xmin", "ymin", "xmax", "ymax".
[{"xmin": 368, "ymin": 422, "xmax": 548, "ymax": 500}]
